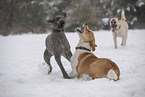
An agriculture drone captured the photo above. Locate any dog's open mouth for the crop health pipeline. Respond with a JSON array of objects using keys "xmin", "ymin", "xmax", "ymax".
[
  {"xmin": 111, "ymin": 24, "xmax": 117, "ymax": 32},
  {"xmin": 58, "ymin": 23, "xmax": 64, "ymax": 28}
]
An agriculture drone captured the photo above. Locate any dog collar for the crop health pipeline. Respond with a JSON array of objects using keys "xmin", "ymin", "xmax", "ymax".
[
  {"xmin": 76, "ymin": 46, "xmax": 91, "ymax": 52},
  {"xmin": 112, "ymin": 25, "xmax": 121, "ymax": 32},
  {"xmin": 53, "ymin": 29, "xmax": 63, "ymax": 33}
]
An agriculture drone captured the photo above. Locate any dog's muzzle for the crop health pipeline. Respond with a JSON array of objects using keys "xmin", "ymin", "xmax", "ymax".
[
  {"xmin": 111, "ymin": 24, "xmax": 117, "ymax": 32},
  {"xmin": 58, "ymin": 19, "xmax": 65, "ymax": 28}
]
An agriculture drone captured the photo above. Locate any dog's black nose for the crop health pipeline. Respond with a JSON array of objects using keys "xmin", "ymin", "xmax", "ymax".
[{"xmin": 84, "ymin": 23, "xmax": 88, "ymax": 25}]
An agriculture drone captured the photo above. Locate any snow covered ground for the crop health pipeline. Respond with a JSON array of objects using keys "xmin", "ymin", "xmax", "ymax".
[{"xmin": 0, "ymin": 30, "xmax": 145, "ymax": 97}]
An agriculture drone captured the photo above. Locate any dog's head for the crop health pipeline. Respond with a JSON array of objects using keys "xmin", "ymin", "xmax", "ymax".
[
  {"xmin": 76, "ymin": 23, "xmax": 97, "ymax": 51},
  {"xmin": 47, "ymin": 15, "xmax": 65, "ymax": 29},
  {"xmin": 110, "ymin": 18, "xmax": 119, "ymax": 32}
]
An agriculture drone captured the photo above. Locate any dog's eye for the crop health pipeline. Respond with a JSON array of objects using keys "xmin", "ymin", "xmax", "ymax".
[
  {"xmin": 114, "ymin": 21, "xmax": 116, "ymax": 23},
  {"xmin": 111, "ymin": 21, "xmax": 113, "ymax": 23}
]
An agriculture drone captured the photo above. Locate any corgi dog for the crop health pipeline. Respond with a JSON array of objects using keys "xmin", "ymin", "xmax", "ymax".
[{"xmin": 70, "ymin": 23, "xmax": 120, "ymax": 80}]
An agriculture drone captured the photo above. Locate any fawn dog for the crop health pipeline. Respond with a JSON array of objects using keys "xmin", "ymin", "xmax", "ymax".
[
  {"xmin": 110, "ymin": 10, "xmax": 128, "ymax": 48},
  {"xmin": 44, "ymin": 15, "xmax": 72, "ymax": 79},
  {"xmin": 70, "ymin": 23, "xmax": 120, "ymax": 80}
]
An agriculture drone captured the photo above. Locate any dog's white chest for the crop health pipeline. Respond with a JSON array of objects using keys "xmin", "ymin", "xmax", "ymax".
[
  {"xmin": 70, "ymin": 50, "xmax": 89, "ymax": 77},
  {"xmin": 114, "ymin": 30, "xmax": 124, "ymax": 37}
]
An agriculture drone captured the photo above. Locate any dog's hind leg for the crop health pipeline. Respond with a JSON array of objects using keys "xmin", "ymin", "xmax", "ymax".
[
  {"xmin": 121, "ymin": 38, "xmax": 123, "ymax": 46},
  {"xmin": 124, "ymin": 35, "xmax": 127, "ymax": 46},
  {"xmin": 113, "ymin": 36, "xmax": 117, "ymax": 49},
  {"xmin": 44, "ymin": 49, "xmax": 53, "ymax": 74},
  {"xmin": 121, "ymin": 36, "xmax": 127, "ymax": 46},
  {"xmin": 54, "ymin": 55, "xmax": 70, "ymax": 79}
]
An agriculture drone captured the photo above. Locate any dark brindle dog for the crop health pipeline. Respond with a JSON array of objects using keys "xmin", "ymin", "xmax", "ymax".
[{"xmin": 44, "ymin": 15, "xmax": 72, "ymax": 79}]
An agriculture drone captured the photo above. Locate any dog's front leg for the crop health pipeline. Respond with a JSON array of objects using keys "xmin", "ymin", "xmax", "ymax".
[
  {"xmin": 54, "ymin": 55, "xmax": 70, "ymax": 79},
  {"xmin": 69, "ymin": 64, "xmax": 77, "ymax": 78},
  {"xmin": 69, "ymin": 56, "xmax": 77, "ymax": 78}
]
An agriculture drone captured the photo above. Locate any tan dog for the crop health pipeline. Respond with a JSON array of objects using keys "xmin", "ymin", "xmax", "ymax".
[
  {"xmin": 70, "ymin": 23, "xmax": 120, "ymax": 80},
  {"xmin": 110, "ymin": 10, "xmax": 128, "ymax": 48}
]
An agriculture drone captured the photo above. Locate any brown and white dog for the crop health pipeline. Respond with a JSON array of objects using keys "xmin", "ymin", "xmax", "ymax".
[
  {"xmin": 69, "ymin": 23, "xmax": 120, "ymax": 80},
  {"xmin": 110, "ymin": 10, "xmax": 128, "ymax": 48}
]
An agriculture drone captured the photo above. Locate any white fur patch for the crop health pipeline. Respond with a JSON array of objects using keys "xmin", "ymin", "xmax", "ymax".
[
  {"xmin": 69, "ymin": 49, "xmax": 90, "ymax": 78},
  {"xmin": 81, "ymin": 74, "xmax": 92, "ymax": 81},
  {"xmin": 107, "ymin": 69, "xmax": 117, "ymax": 80},
  {"xmin": 70, "ymin": 32, "xmax": 92, "ymax": 78},
  {"xmin": 70, "ymin": 41, "xmax": 92, "ymax": 78}
]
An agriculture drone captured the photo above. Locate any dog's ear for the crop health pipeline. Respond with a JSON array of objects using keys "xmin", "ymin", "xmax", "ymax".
[
  {"xmin": 47, "ymin": 19, "xmax": 54, "ymax": 23},
  {"xmin": 110, "ymin": 18, "xmax": 113, "ymax": 28},
  {"xmin": 63, "ymin": 13, "xmax": 67, "ymax": 18},
  {"xmin": 89, "ymin": 32, "xmax": 97, "ymax": 51},
  {"xmin": 76, "ymin": 27, "xmax": 83, "ymax": 33},
  {"xmin": 89, "ymin": 40, "xmax": 97, "ymax": 51},
  {"xmin": 92, "ymin": 43, "xmax": 97, "ymax": 51},
  {"xmin": 92, "ymin": 42, "xmax": 97, "ymax": 51}
]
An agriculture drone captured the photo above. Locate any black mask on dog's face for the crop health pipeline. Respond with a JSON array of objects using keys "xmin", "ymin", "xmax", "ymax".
[
  {"xmin": 111, "ymin": 19, "xmax": 118, "ymax": 32},
  {"xmin": 111, "ymin": 19, "xmax": 117, "ymax": 28},
  {"xmin": 47, "ymin": 15, "xmax": 65, "ymax": 29}
]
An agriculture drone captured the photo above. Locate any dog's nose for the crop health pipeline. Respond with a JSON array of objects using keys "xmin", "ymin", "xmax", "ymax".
[
  {"xmin": 111, "ymin": 25, "xmax": 114, "ymax": 28},
  {"xmin": 84, "ymin": 23, "xmax": 88, "ymax": 25}
]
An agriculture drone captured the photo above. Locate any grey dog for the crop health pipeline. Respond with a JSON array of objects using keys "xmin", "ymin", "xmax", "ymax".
[{"xmin": 44, "ymin": 15, "xmax": 72, "ymax": 79}]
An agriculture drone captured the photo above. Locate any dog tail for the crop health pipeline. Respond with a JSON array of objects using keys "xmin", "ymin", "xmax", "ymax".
[
  {"xmin": 107, "ymin": 69, "xmax": 118, "ymax": 81},
  {"xmin": 121, "ymin": 10, "xmax": 127, "ymax": 20}
]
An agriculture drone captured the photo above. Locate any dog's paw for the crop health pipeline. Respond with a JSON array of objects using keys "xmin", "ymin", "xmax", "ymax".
[
  {"xmin": 69, "ymin": 72, "xmax": 77, "ymax": 78},
  {"xmin": 63, "ymin": 75, "xmax": 70, "ymax": 79},
  {"xmin": 121, "ymin": 43, "xmax": 123, "ymax": 46}
]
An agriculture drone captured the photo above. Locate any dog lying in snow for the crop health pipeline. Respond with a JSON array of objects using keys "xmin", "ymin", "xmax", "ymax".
[
  {"xmin": 110, "ymin": 10, "xmax": 128, "ymax": 48},
  {"xmin": 69, "ymin": 23, "xmax": 120, "ymax": 80},
  {"xmin": 44, "ymin": 15, "xmax": 72, "ymax": 79}
]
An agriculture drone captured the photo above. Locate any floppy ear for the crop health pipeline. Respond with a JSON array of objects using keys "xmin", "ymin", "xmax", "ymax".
[
  {"xmin": 90, "ymin": 40, "xmax": 97, "ymax": 51},
  {"xmin": 110, "ymin": 18, "xmax": 113, "ymax": 28},
  {"xmin": 76, "ymin": 28, "xmax": 83, "ymax": 33},
  {"xmin": 89, "ymin": 32, "xmax": 97, "ymax": 51},
  {"xmin": 47, "ymin": 19, "xmax": 54, "ymax": 23},
  {"xmin": 63, "ymin": 13, "xmax": 67, "ymax": 18}
]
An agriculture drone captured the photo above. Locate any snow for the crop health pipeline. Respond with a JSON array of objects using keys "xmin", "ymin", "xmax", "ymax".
[
  {"xmin": 117, "ymin": 9, "xmax": 121, "ymax": 13},
  {"xmin": 126, "ymin": 7, "xmax": 130, "ymax": 11},
  {"xmin": 0, "ymin": 30, "xmax": 145, "ymax": 97},
  {"xmin": 102, "ymin": 18, "xmax": 109, "ymax": 24},
  {"xmin": 136, "ymin": 0, "xmax": 144, "ymax": 7}
]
